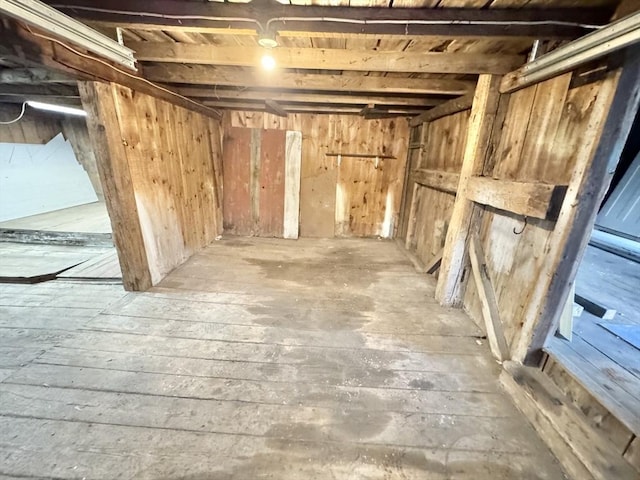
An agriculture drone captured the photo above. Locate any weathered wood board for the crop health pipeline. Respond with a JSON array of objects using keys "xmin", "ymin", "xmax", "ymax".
[
  {"xmin": 222, "ymin": 127, "xmax": 253, "ymax": 235},
  {"xmin": 258, "ymin": 129, "xmax": 287, "ymax": 237},
  {"xmin": 0, "ymin": 238, "xmax": 567, "ymax": 479},
  {"xmin": 226, "ymin": 112, "xmax": 409, "ymax": 239},
  {"xmin": 80, "ymin": 82, "xmax": 224, "ymax": 290},
  {"xmin": 284, "ymin": 131, "xmax": 303, "ymax": 239}
]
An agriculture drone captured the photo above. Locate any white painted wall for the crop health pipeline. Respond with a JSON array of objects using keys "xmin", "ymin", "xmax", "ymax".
[{"xmin": 0, "ymin": 133, "xmax": 98, "ymax": 222}]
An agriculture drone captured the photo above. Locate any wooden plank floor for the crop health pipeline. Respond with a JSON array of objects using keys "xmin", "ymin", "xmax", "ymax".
[
  {"xmin": 0, "ymin": 202, "xmax": 111, "ymax": 234},
  {"xmin": 546, "ymin": 245, "xmax": 640, "ymax": 437},
  {"xmin": 0, "ymin": 237, "xmax": 566, "ymax": 479}
]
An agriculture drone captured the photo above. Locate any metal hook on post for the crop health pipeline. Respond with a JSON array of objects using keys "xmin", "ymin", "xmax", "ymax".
[
  {"xmin": 375, "ymin": 156, "xmax": 379, "ymax": 169},
  {"xmin": 337, "ymin": 154, "xmax": 342, "ymax": 167},
  {"xmin": 513, "ymin": 217, "xmax": 528, "ymax": 235}
]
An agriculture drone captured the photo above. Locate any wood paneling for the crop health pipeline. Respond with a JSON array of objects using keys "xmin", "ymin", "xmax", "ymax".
[
  {"xmin": 60, "ymin": 117, "xmax": 103, "ymax": 201},
  {"xmin": 225, "ymin": 112, "xmax": 409, "ymax": 238},
  {"xmin": 80, "ymin": 82, "xmax": 223, "ymax": 290},
  {"xmin": 258, "ymin": 129, "xmax": 286, "ymax": 237},
  {"xmin": 222, "ymin": 127, "xmax": 252, "ymax": 235},
  {"xmin": 0, "ymin": 106, "xmax": 60, "ymax": 144},
  {"xmin": 401, "ymin": 101, "xmax": 470, "ymax": 266},
  {"xmin": 462, "ymin": 70, "xmax": 623, "ymax": 353}
]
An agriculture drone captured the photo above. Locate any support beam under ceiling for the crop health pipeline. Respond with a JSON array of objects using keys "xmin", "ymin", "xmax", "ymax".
[
  {"xmin": 172, "ymin": 87, "xmax": 446, "ymax": 107},
  {"xmin": 131, "ymin": 43, "xmax": 523, "ymax": 75},
  {"xmin": 0, "ymin": 67, "xmax": 76, "ymax": 84},
  {"xmin": 45, "ymin": 0, "xmax": 612, "ymax": 38},
  {"xmin": 142, "ymin": 64, "xmax": 476, "ymax": 95}
]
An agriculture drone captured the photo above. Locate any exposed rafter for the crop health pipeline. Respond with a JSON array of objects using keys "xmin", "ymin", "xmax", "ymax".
[
  {"xmin": 45, "ymin": 0, "xmax": 611, "ymax": 39},
  {"xmin": 172, "ymin": 87, "xmax": 445, "ymax": 107},
  {"xmin": 131, "ymin": 43, "xmax": 523, "ymax": 75},
  {"xmin": 0, "ymin": 83, "xmax": 79, "ymax": 98},
  {"xmin": 409, "ymin": 93, "xmax": 474, "ymax": 127},
  {"xmin": 200, "ymin": 100, "xmax": 421, "ymax": 115},
  {"xmin": 142, "ymin": 64, "xmax": 476, "ymax": 95},
  {"xmin": 0, "ymin": 21, "xmax": 221, "ymax": 119},
  {"xmin": 0, "ymin": 67, "xmax": 76, "ymax": 84},
  {"xmin": 264, "ymin": 99, "xmax": 288, "ymax": 118}
]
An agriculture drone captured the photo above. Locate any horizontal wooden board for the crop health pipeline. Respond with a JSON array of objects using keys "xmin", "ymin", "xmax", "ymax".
[
  {"xmin": 466, "ymin": 176, "xmax": 567, "ymax": 220},
  {"xmin": 412, "ymin": 169, "xmax": 460, "ymax": 194},
  {"xmin": 133, "ymin": 43, "xmax": 523, "ymax": 74}
]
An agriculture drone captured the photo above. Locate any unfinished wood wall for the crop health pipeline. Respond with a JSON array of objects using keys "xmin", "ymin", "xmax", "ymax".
[
  {"xmin": 402, "ymin": 110, "xmax": 469, "ymax": 265},
  {"xmin": 80, "ymin": 82, "xmax": 224, "ymax": 290},
  {"xmin": 224, "ymin": 111, "xmax": 409, "ymax": 238},
  {"xmin": 462, "ymin": 72, "xmax": 615, "ymax": 348},
  {"xmin": 0, "ymin": 105, "xmax": 102, "ymax": 199},
  {"xmin": 542, "ymin": 356, "xmax": 640, "ymax": 474},
  {"xmin": 0, "ymin": 105, "xmax": 61, "ymax": 144}
]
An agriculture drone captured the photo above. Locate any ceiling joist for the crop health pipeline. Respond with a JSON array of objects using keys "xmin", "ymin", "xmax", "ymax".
[
  {"xmin": 0, "ymin": 67, "xmax": 76, "ymax": 84},
  {"xmin": 142, "ymin": 64, "xmax": 476, "ymax": 95},
  {"xmin": 172, "ymin": 87, "xmax": 446, "ymax": 107},
  {"xmin": 201, "ymin": 100, "xmax": 421, "ymax": 116},
  {"xmin": 1, "ymin": 22, "xmax": 221, "ymax": 119},
  {"xmin": 132, "ymin": 43, "xmax": 523, "ymax": 75},
  {"xmin": 45, "ymin": 0, "xmax": 612, "ymax": 39}
]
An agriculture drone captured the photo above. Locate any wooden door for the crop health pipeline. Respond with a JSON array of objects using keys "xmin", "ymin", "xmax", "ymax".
[{"xmin": 222, "ymin": 128, "xmax": 301, "ymax": 238}]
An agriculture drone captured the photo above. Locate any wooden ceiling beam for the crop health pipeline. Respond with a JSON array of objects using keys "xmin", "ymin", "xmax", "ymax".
[
  {"xmin": 0, "ymin": 67, "xmax": 77, "ymax": 84},
  {"xmin": 265, "ymin": 99, "xmax": 288, "ymax": 117},
  {"xmin": 0, "ymin": 95, "xmax": 82, "ymax": 106},
  {"xmin": 132, "ymin": 43, "xmax": 523, "ymax": 75},
  {"xmin": 1, "ymin": 22, "xmax": 221, "ymax": 120},
  {"xmin": 45, "ymin": 0, "xmax": 611, "ymax": 38},
  {"xmin": 409, "ymin": 93, "xmax": 474, "ymax": 126},
  {"xmin": 143, "ymin": 64, "xmax": 475, "ymax": 95},
  {"xmin": 172, "ymin": 87, "xmax": 446, "ymax": 107},
  {"xmin": 202, "ymin": 100, "xmax": 421, "ymax": 115},
  {"xmin": 0, "ymin": 83, "xmax": 79, "ymax": 98}
]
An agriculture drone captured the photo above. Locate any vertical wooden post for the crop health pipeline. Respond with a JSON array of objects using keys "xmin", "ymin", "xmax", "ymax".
[
  {"xmin": 435, "ymin": 75, "xmax": 503, "ymax": 306},
  {"xmin": 78, "ymin": 81, "xmax": 152, "ymax": 291},
  {"xmin": 515, "ymin": 46, "xmax": 640, "ymax": 364}
]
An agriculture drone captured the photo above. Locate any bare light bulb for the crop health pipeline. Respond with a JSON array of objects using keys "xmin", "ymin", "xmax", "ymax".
[{"xmin": 261, "ymin": 54, "xmax": 276, "ymax": 71}]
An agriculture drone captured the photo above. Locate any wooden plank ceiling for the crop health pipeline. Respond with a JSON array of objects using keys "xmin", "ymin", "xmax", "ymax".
[{"xmin": 0, "ymin": 0, "xmax": 620, "ymax": 117}]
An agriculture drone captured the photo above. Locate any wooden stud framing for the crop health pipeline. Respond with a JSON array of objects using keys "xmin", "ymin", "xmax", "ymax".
[
  {"xmin": 514, "ymin": 46, "xmax": 640, "ymax": 364},
  {"xmin": 436, "ymin": 74, "xmax": 503, "ymax": 307}
]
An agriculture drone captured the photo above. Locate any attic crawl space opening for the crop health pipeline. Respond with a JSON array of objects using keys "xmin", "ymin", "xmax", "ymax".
[{"xmin": 0, "ymin": 1, "xmax": 639, "ymax": 479}]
